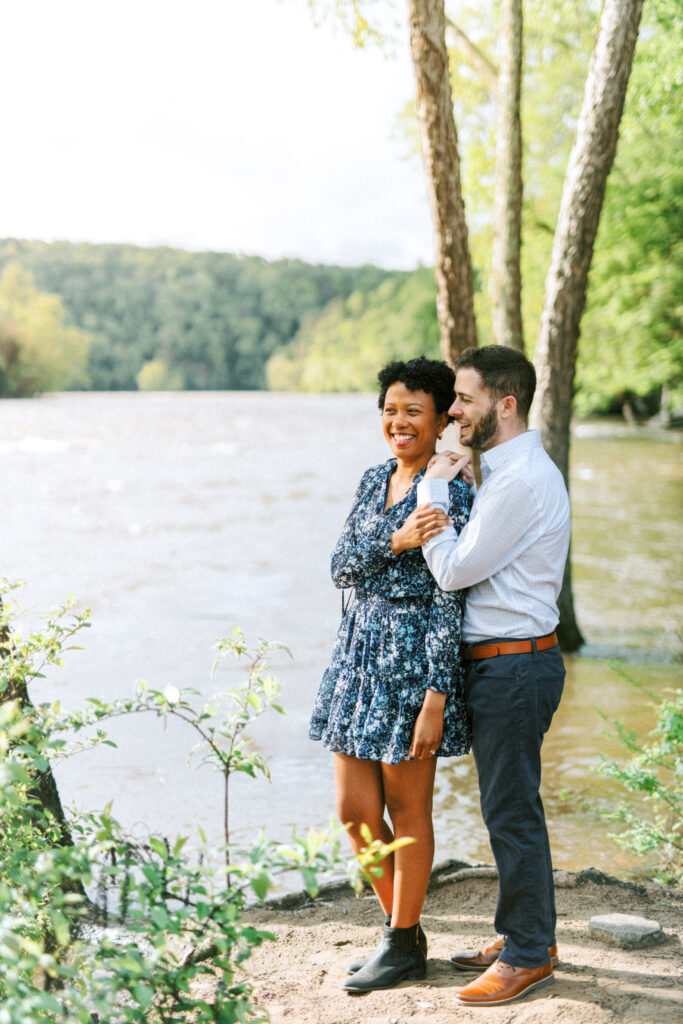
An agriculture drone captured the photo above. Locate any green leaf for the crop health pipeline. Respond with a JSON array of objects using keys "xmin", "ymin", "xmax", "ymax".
[
  {"xmin": 150, "ymin": 905, "xmax": 170, "ymax": 930},
  {"xmin": 131, "ymin": 983, "xmax": 155, "ymax": 1008},
  {"xmin": 250, "ymin": 871, "xmax": 271, "ymax": 901},
  {"xmin": 149, "ymin": 837, "xmax": 169, "ymax": 861}
]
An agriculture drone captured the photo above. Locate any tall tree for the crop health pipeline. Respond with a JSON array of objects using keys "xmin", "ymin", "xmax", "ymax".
[
  {"xmin": 0, "ymin": 262, "xmax": 91, "ymax": 397},
  {"xmin": 407, "ymin": 0, "xmax": 478, "ymax": 360},
  {"xmin": 490, "ymin": 0, "xmax": 524, "ymax": 351},
  {"xmin": 314, "ymin": 0, "xmax": 645, "ymax": 650},
  {"xmin": 531, "ymin": 0, "xmax": 644, "ymax": 648}
]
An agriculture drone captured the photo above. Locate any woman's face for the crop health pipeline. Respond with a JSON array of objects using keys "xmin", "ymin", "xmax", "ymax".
[{"xmin": 381, "ymin": 382, "xmax": 448, "ymax": 463}]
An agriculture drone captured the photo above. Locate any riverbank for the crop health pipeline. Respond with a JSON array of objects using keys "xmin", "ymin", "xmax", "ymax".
[
  {"xmin": 5, "ymin": 394, "xmax": 680, "ymax": 866},
  {"xmin": 202, "ymin": 862, "xmax": 683, "ymax": 1023}
]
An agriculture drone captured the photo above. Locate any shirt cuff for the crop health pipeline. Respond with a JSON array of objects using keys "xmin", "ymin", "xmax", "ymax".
[
  {"xmin": 416, "ymin": 477, "xmax": 450, "ymax": 509},
  {"xmin": 423, "ymin": 523, "xmax": 457, "ymax": 553}
]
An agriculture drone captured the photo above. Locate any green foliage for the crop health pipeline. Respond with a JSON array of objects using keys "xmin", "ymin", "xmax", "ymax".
[
  {"xmin": 136, "ymin": 358, "xmax": 184, "ymax": 391},
  {"xmin": 308, "ymin": 0, "xmax": 393, "ymax": 48},
  {"xmin": 587, "ymin": 667, "xmax": 682, "ymax": 886},
  {"xmin": 0, "ymin": 584, "xmax": 374, "ymax": 1022},
  {"xmin": 0, "ymin": 240, "xmax": 392, "ymax": 392},
  {"xmin": 401, "ymin": 0, "xmax": 681, "ymax": 414},
  {"xmin": 0, "ymin": 262, "xmax": 91, "ymax": 397},
  {"xmin": 267, "ymin": 268, "xmax": 441, "ymax": 391},
  {"xmin": 346, "ymin": 822, "xmax": 415, "ymax": 893},
  {"xmin": 577, "ymin": 0, "xmax": 683, "ymax": 415}
]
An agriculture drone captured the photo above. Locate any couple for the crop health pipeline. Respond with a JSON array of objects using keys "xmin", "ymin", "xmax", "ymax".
[{"xmin": 309, "ymin": 346, "xmax": 570, "ymax": 1007}]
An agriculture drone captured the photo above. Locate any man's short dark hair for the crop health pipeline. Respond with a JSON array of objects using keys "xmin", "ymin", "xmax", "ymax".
[
  {"xmin": 377, "ymin": 356, "xmax": 456, "ymax": 418},
  {"xmin": 455, "ymin": 345, "xmax": 536, "ymax": 421}
]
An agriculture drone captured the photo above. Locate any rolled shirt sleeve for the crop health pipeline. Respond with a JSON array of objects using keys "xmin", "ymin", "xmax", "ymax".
[{"xmin": 416, "ymin": 475, "xmax": 541, "ymax": 593}]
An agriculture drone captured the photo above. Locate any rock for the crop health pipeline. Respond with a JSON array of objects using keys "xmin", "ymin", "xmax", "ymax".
[
  {"xmin": 554, "ymin": 870, "xmax": 578, "ymax": 888},
  {"xmin": 589, "ymin": 912, "xmax": 665, "ymax": 948}
]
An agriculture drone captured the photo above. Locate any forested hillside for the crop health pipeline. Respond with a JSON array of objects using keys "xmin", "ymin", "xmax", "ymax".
[
  {"xmin": 0, "ymin": 239, "xmax": 396, "ymax": 392},
  {"xmin": 266, "ymin": 268, "xmax": 445, "ymax": 391}
]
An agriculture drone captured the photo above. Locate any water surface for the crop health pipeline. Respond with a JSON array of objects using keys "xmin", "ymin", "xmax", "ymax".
[{"xmin": 1, "ymin": 393, "xmax": 681, "ymax": 877}]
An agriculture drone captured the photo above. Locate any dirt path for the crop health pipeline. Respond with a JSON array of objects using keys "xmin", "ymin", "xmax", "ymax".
[{"xmin": 236, "ymin": 864, "xmax": 682, "ymax": 1024}]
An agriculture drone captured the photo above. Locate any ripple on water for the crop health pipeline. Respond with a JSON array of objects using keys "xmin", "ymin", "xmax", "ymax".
[{"xmin": 2, "ymin": 395, "xmax": 680, "ymax": 882}]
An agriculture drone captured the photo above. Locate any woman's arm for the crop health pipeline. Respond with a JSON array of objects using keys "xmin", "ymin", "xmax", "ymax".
[
  {"xmin": 330, "ymin": 470, "xmax": 397, "ymax": 589},
  {"xmin": 409, "ymin": 688, "xmax": 447, "ymax": 759}
]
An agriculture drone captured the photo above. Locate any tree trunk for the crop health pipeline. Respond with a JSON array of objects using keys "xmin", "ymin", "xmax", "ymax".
[
  {"xmin": 0, "ymin": 600, "xmax": 74, "ymax": 847},
  {"xmin": 490, "ymin": 0, "xmax": 524, "ymax": 351},
  {"xmin": 408, "ymin": 0, "xmax": 478, "ymax": 363},
  {"xmin": 531, "ymin": 0, "xmax": 644, "ymax": 650}
]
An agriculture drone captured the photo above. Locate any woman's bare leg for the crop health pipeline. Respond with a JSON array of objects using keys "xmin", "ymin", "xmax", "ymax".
[
  {"xmin": 381, "ymin": 757, "xmax": 437, "ymax": 928},
  {"xmin": 333, "ymin": 752, "xmax": 395, "ymax": 914}
]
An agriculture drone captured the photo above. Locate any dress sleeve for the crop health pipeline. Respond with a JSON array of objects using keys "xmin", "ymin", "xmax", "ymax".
[
  {"xmin": 423, "ymin": 478, "xmax": 471, "ymax": 694},
  {"xmin": 330, "ymin": 469, "xmax": 397, "ymax": 589}
]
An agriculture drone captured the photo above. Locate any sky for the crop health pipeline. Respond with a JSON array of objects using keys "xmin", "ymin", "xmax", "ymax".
[{"xmin": 3, "ymin": 0, "xmax": 435, "ymax": 269}]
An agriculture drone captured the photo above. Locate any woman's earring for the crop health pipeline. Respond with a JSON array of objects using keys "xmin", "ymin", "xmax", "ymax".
[{"xmin": 438, "ymin": 432, "xmax": 443, "ymax": 440}]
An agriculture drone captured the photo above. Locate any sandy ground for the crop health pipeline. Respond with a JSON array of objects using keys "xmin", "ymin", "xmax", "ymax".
[{"xmin": 232, "ymin": 863, "xmax": 683, "ymax": 1024}]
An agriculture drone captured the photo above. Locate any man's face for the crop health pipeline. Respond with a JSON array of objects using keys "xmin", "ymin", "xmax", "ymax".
[{"xmin": 450, "ymin": 367, "xmax": 501, "ymax": 452}]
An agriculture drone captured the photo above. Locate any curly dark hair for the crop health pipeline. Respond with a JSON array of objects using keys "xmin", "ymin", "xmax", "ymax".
[{"xmin": 377, "ymin": 357, "xmax": 456, "ymax": 418}]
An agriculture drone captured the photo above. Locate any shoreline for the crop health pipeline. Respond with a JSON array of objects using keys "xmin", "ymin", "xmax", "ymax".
[{"xmin": 205, "ymin": 861, "xmax": 683, "ymax": 1023}]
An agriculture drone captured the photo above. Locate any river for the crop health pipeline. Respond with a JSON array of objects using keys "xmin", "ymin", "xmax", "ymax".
[{"xmin": 1, "ymin": 392, "xmax": 681, "ymax": 879}]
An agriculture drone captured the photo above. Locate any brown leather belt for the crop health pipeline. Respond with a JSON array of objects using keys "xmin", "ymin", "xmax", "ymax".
[{"xmin": 462, "ymin": 632, "xmax": 559, "ymax": 660}]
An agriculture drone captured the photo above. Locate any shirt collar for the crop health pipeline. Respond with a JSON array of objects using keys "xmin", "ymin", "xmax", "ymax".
[{"xmin": 480, "ymin": 429, "xmax": 541, "ymax": 480}]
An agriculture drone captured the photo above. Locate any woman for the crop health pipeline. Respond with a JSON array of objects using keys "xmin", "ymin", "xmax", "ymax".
[{"xmin": 309, "ymin": 356, "xmax": 472, "ymax": 993}]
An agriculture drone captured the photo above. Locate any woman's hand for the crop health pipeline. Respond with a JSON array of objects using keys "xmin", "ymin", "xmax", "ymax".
[
  {"xmin": 409, "ymin": 690, "xmax": 446, "ymax": 760},
  {"xmin": 425, "ymin": 452, "xmax": 472, "ymax": 484},
  {"xmin": 390, "ymin": 504, "xmax": 452, "ymax": 554}
]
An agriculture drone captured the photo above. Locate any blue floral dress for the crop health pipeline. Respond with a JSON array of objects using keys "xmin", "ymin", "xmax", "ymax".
[{"xmin": 309, "ymin": 459, "xmax": 472, "ymax": 764}]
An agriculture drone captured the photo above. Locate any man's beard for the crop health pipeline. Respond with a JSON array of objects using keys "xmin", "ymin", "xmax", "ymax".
[{"xmin": 468, "ymin": 404, "xmax": 500, "ymax": 451}]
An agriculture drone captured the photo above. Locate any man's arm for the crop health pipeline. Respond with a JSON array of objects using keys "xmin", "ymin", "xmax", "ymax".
[{"xmin": 416, "ymin": 474, "xmax": 539, "ymax": 591}]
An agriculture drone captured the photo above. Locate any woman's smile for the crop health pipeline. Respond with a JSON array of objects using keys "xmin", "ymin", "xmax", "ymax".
[
  {"xmin": 382, "ymin": 382, "xmax": 448, "ymax": 466},
  {"xmin": 392, "ymin": 431, "xmax": 417, "ymax": 448}
]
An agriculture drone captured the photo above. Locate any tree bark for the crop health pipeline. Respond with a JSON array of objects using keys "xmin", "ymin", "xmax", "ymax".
[
  {"xmin": 408, "ymin": 0, "xmax": 478, "ymax": 363},
  {"xmin": 490, "ymin": 0, "xmax": 524, "ymax": 351},
  {"xmin": 0, "ymin": 601, "xmax": 74, "ymax": 847},
  {"xmin": 531, "ymin": 0, "xmax": 644, "ymax": 650}
]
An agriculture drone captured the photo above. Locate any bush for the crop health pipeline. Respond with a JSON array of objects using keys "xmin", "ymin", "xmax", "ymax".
[
  {"xmin": 0, "ymin": 584, "xmax": 400, "ymax": 1022},
  {"xmin": 587, "ymin": 666, "xmax": 682, "ymax": 887}
]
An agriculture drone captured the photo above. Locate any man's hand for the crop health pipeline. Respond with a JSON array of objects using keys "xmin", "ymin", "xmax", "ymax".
[
  {"xmin": 409, "ymin": 690, "xmax": 446, "ymax": 759},
  {"xmin": 425, "ymin": 452, "xmax": 472, "ymax": 485},
  {"xmin": 391, "ymin": 503, "xmax": 452, "ymax": 554}
]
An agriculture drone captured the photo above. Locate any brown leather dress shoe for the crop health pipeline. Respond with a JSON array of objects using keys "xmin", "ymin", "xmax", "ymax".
[
  {"xmin": 450, "ymin": 935, "xmax": 559, "ymax": 971},
  {"xmin": 455, "ymin": 959, "xmax": 553, "ymax": 1006}
]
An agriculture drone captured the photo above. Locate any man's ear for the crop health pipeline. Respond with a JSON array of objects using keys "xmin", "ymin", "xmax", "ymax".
[{"xmin": 499, "ymin": 395, "xmax": 518, "ymax": 419}]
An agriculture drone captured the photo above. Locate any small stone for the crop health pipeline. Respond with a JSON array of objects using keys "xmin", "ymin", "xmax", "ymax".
[
  {"xmin": 553, "ymin": 870, "xmax": 578, "ymax": 888},
  {"xmin": 588, "ymin": 912, "xmax": 664, "ymax": 948}
]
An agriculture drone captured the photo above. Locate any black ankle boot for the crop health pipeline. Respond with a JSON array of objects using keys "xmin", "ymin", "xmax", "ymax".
[
  {"xmin": 345, "ymin": 914, "xmax": 391, "ymax": 974},
  {"xmin": 346, "ymin": 918, "xmax": 427, "ymax": 974},
  {"xmin": 342, "ymin": 923, "xmax": 427, "ymax": 992}
]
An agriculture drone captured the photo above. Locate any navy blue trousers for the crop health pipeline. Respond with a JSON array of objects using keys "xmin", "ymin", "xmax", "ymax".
[{"xmin": 464, "ymin": 643, "xmax": 565, "ymax": 968}]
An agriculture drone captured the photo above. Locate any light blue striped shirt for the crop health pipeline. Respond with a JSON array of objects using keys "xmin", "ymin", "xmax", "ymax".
[{"xmin": 416, "ymin": 430, "xmax": 570, "ymax": 642}]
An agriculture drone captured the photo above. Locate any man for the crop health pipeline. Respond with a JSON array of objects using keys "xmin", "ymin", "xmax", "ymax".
[{"xmin": 409, "ymin": 345, "xmax": 570, "ymax": 1007}]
